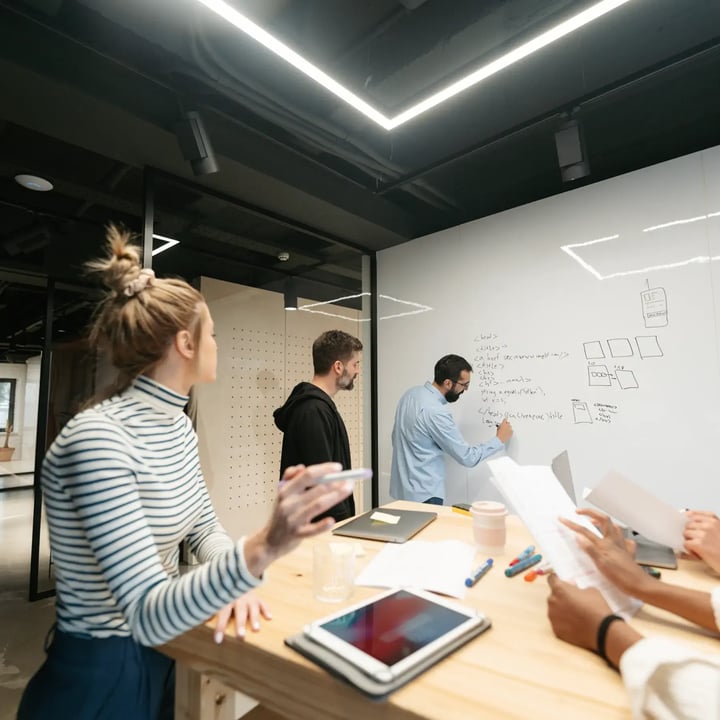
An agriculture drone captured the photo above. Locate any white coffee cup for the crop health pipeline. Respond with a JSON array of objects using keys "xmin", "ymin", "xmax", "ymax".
[
  {"xmin": 312, "ymin": 541, "xmax": 355, "ymax": 603},
  {"xmin": 470, "ymin": 501, "xmax": 507, "ymax": 554}
]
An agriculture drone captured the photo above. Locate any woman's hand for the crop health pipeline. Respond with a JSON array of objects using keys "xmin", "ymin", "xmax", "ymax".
[
  {"xmin": 213, "ymin": 592, "xmax": 272, "ymax": 644},
  {"xmin": 547, "ymin": 574, "xmax": 611, "ymax": 650},
  {"xmin": 547, "ymin": 574, "xmax": 644, "ymax": 666},
  {"xmin": 684, "ymin": 511, "xmax": 720, "ymax": 573},
  {"xmin": 244, "ymin": 462, "xmax": 354, "ymax": 578},
  {"xmin": 560, "ymin": 509, "xmax": 652, "ymax": 597}
]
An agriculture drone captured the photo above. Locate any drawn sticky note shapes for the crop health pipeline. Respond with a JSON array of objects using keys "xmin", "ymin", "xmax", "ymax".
[
  {"xmin": 635, "ymin": 336, "xmax": 663, "ymax": 359},
  {"xmin": 607, "ymin": 338, "xmax": 633, "ymax": 358},
  {"xmin": 588, "ymin": 364, "xmax": 612, "ymax": 386},
  {"xmin": 583, "ymin": 341, "xmax": 605, "ymax": 360},
  {"xmin": 641, "ymin": 287, "xmax": 668, "ymax": 328},
  {"xmin": 572, "ymin": 400, "xmax": 593, "ymax": 424},
  {"xmin": 615, "ymin": 369, "xmax": 639, "ymax": 390}
]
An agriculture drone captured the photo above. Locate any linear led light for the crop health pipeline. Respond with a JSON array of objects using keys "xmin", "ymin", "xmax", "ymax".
[
  {"xmin": 643, "ymin": 211, "xmax": 720, "ymax": 233},
  {"xmin": 193, "ymin": 0, "xmax": 634, "ymax": 130},
  {"xmin": 152, "ymin": 233, "xmax": 180, "ymax": 256},
  {"xmin": 298, "ymin": 292, "xmax": 433, "ymax": 321},
  {"xmin": 561, "ymin": 235, "xmax": 720, "ymax": 281}
]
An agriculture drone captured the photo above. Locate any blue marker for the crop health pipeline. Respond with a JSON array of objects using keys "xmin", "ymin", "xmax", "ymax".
[
  {"xmin": 508, "ymin": 545, "xmax": 535, "ymax": 567},
  {"xmin": 465, "ymin": 558, "xmax": 494, "ymax": 587},
  {"xmin": 505, "ymin": 553, "xmax": 542, "ymax": 577}
]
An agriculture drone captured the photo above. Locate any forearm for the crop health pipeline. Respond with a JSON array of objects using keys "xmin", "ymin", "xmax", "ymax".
[
  {"xmin": 635, "ymin": 581, "xmax": 717, "ymax": 632},
  {"xmin": 133, "ymin": 539, "xmax": 262, "ymax": 646},
  {"xmin": 243, "ymin": 528, "xmax": 281, "ymax": 579},
  {"xmin": 604, "ymin": 620, "xmax": 644, "ymax": 668}
]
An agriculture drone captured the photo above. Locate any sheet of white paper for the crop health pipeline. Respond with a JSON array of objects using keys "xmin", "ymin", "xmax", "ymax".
[
  {"xmin": 488, "ymin": 456, "xmax": 640, "ymax": 618},
  {"xmin": 354, "ymin": 540, "xmax": 475, "ymax": 599},
  {"xmin": 583, "ymin": 471, "xmax": 685, "ymax": 550},
  {"xmin": 369, "ymin": 511, "xmax": 400, "ymax": 525}
]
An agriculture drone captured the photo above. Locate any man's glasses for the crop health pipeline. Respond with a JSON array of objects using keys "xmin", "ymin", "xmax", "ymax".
[{"xmin": 453, "ymin": 379, "xmax": 470, "ymax": 389}]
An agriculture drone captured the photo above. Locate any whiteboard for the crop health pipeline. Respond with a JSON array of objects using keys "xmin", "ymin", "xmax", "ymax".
[{"xmin": 377, "ymin": 145, "xmax": 720, "ymax": 511}]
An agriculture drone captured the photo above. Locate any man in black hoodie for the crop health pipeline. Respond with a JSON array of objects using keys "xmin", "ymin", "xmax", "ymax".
[{"xmin": 274, "ymin": 330, "xmax": 363, "ymax": 522}]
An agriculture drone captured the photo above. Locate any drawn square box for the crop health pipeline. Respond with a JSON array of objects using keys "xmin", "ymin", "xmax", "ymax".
[
  {"xmin": 635, "ymin": 336, "xmax": 663, "ymax": 359},
  {"xmin": 588, "ymin": 365, "xmax": 611, "ymax": 386},
  {"xmin": 583, "ymin": 341, "xmax": 605, "ymax": 360},
  {"xmin": 607, "ymin": 338, "xmax": 633, "ymax": 357},
  {"xmin": 616, "ymin": 369, "xmax": 638, "ymax": 390}
]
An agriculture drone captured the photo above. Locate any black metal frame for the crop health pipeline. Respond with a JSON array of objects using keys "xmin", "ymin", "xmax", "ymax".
[{"xmin": 28, "ymin": 278, "xmax": 54, "ymax": 601}]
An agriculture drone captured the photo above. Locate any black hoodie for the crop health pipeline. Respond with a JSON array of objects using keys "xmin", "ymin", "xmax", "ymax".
[{"xmin": 273, "ymin": 382, "xmax": 356, "ymax": 522}]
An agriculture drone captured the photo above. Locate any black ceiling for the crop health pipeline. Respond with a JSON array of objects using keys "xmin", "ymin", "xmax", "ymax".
[{"xmin": 1, "ymin": 0, "xmax": 719, "ymax": 357}]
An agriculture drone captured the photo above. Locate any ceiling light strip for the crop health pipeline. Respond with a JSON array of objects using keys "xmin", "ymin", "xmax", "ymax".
[
  {"xmin": 194, "ymin": 0, "xmax": 634, "ymax": 130},
  {"xmin": 152, "ymin": 233, "xmax": 180, "ymax": 256},
  {"xmin": 194, "ymin": 0, "xmax": 391, "ymax": 128},
  {"xmin": 388, "ymin": 0, "xmax": 634, "ymax": 128}
]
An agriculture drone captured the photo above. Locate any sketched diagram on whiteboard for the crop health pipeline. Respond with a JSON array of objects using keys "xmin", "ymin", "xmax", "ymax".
[
  {"xmin": 571, "ymin": 399, "xmax": 593, "ymax": 424},
  {"xmin": 641, "ymin": 283, "xmax": 668, "ymax": 328},
  {"xmin": 635, "ymin": 335, "xmax": 664, "ymax": 359},
  {"xmin": 587, "ymin": 363, "xmax": 612, "ymax": 386},
  {"xmin": 586, "ymin": 359, "xmax": 639, "ymax": 390}
]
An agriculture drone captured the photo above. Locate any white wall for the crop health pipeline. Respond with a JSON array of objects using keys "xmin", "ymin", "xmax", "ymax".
[
  {"xmin": 378, "ymin": 144, "xmax": 720, "ymax": 511},
  {"xmin": 195, "ymin": 279, "xmax": 367, "ymax": 538}
]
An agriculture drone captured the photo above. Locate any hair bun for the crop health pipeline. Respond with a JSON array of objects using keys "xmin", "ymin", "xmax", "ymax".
[{"xmin": 86, "ymin": 224, "xmax": 143, "ymax": 296}]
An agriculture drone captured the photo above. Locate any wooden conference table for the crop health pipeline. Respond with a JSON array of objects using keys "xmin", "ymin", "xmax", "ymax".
[{"xmin": 161, "ymin": 501, "xmax": 720, "ymax": 720}]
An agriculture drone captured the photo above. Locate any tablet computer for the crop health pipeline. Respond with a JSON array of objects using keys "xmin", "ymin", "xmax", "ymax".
[{"xmin": 301, "ymin": 588, "xmax": 490, "ymax": 685}]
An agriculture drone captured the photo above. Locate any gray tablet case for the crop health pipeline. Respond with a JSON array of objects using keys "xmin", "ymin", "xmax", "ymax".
[
  {"xmin": 285, "ymin": 616, "xmax": 491, "ymax": 701},
  {"xmin": 331, "ymin": 509, "xmax": 438, "ymax": 543}
]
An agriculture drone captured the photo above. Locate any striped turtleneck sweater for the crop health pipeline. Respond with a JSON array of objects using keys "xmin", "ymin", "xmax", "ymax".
[{"xmin": 42, "ymin": 375, "xmax": 261, "ymax": 646}]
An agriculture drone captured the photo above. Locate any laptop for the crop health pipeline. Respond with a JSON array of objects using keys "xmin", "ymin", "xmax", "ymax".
[
  {"xmin": 552, "ymin": 450, "xmax": 678, "ymax": 570},
  {"xmin": 332, "ymin": 508, "xmax": 437, "ymax": 543}
]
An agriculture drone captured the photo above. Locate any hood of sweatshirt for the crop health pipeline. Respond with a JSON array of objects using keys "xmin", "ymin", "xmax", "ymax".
[{"xmin": 273, "ymin": 382, "xmax": 335, "ymax": 431}]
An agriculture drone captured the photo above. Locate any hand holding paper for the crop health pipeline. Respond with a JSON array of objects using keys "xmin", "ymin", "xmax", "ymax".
[
  {"xmin": 487, "ymin": 457, "xmax": 640, "ymax": 618},
  {"xmin": 560, "ymin": 508, "xmax": 656, "ymax": 599}
]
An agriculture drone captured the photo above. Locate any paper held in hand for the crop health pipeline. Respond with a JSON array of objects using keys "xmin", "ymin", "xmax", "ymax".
[
  {"xmin": 487, "ymin": 456, "xmax": 641, "ymax": 618},
  {"xmin": 582, "ymin": 471, "xmax": 685, "ymax": 551}
]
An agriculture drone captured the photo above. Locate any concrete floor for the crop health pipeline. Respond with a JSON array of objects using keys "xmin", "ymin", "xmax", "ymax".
[{"xmin": 0, "ymin": 488, "xmax": 55, "ymax": 720}]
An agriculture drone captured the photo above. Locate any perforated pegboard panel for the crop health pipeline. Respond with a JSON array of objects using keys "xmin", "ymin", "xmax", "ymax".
[{"xmin": 195, "ymin": 279, "xmax": 366, "ymax": 539}]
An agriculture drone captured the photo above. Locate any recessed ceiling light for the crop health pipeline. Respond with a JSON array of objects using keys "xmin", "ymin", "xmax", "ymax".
[
  {"xmin": 14, "ymin": 174, "xmax": 54, "ymax": 192},
  {"xmin": 194, "ymin": 0, "xmax": 635, "ymax": 130}
]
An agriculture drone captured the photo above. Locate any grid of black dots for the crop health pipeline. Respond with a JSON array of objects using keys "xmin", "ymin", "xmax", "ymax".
[
  {"xmin": 218, "ymin": 319, "xmax": 366, "ymax": 516},
  {"xmin": 226, "ymin": 328, "xmax": 287, "ymax": 512}
]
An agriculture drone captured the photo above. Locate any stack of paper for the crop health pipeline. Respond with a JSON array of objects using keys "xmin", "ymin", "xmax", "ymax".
[
  {"xmin": 487, "ymin": 456, "xmax": 640, "ymax": 618},
  {"xmin": 354, "ymin": 540, "xmax": 476, "ymax": 599}
]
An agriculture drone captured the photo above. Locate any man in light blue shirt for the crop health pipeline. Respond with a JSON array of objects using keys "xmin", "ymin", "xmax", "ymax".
[{"xmin": 390, "ymin": 354, "xmax": 513, "ymax": 504}]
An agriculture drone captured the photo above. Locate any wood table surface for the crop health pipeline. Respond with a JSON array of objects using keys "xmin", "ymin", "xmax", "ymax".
[{"xmin": 160, "ymin": 501, "xmax": 720, "ymax": 719}]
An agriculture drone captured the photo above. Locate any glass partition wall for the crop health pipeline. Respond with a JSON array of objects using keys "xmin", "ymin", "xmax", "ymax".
[
  {"xmin": 7, "ymin": 166, "xmax": 375, "ymax": 600},
  {"xmin": 150, "ymin": 170, "xmax": 374, "ymax": 541}
]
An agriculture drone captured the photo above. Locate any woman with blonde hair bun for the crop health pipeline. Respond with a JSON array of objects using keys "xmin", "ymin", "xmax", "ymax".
[{"xmin": 18, "ymin": 225, "xmax": 353, "ymax": 720}]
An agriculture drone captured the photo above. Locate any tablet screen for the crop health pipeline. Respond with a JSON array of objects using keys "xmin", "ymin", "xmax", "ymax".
[{"xmin": 317, "ymin": 589, "xmax": 472, "ymax": 667}]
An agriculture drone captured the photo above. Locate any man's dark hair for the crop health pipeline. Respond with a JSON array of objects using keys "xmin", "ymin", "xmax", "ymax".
[
  {"xmin": 313, "ymin": 330, "xmax": 363, "ymax": 374},
  {"xmin": 434, "ymin": 354, "xmax": 472, "ymax": 384}
]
